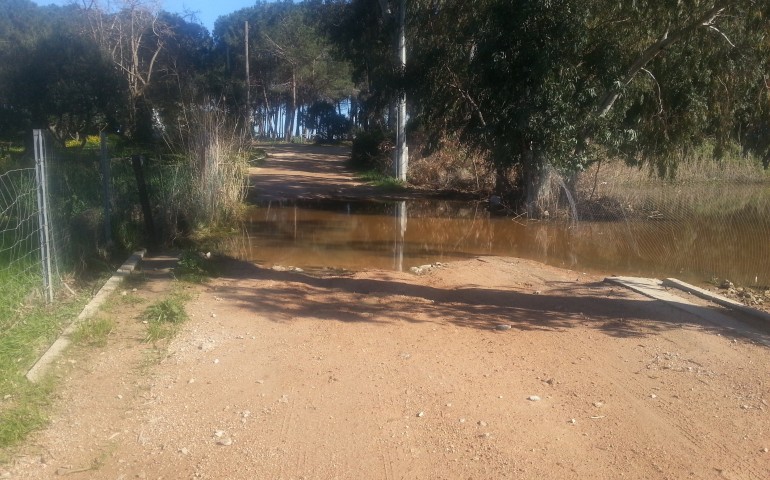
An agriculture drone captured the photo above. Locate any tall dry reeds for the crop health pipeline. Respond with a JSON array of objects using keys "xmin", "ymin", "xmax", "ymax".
[{"xmin": 163, "ymin": 103, "xmax": 249, "ymax": 232}]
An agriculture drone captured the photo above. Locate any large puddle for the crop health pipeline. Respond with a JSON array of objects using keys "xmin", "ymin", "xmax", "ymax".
[{"xmin": 222, "ymin": 199, "xmax": 770, "ymax": 286}]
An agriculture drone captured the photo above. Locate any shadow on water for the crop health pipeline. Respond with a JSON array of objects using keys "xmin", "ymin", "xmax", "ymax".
[{"xmin": 218, "ymin": 198, "xmax": 770, "ymax": 286}]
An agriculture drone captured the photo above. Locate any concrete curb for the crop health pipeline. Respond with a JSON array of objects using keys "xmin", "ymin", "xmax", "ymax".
[
  {"xmin": 605, "ymin": 276, "xmax": 770, "ymax": 347},
  {"xmin": 26, "ymin": 249, "xmax": 147, "ymax": 383},
  {"xmin": 662, "ymin": 278, "xmax": 770, "ymax": 324}
]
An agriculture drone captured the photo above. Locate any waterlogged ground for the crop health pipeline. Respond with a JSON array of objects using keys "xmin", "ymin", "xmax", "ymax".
[{"xmin": 5, "ymin": 144, "xmax": 769, "ymax": 479}]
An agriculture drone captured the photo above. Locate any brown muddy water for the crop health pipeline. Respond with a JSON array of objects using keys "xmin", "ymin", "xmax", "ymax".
[{"xmin": 221, "ymin": 199, "xmax": 770, "ymax": 287}]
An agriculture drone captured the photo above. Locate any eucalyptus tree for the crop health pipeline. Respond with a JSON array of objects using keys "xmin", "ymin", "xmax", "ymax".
[{"xmin": 408, "ymin": 0, "xmax": 770, "ymax": 210}]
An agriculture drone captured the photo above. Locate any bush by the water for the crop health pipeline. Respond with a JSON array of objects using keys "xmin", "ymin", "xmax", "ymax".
[{"xmin": 350, "ymin": 128, "xmax": 392, "ymax": 172}]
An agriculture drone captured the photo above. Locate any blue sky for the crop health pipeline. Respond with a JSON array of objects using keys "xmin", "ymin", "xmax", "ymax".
[{"xmin": 32, "ymin": 0, "xmax": 261, "ymax": 33}]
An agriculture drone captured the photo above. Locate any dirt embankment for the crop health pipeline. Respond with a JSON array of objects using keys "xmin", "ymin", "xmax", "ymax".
[{"xmin": 5, "ymin": 144, "xmax": 769, "ymax": 479}]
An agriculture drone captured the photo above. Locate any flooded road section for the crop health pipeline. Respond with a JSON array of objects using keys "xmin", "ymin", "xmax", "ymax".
[{"xmin": 224, "ymin": 199, "xmax": 770, "ymax": 286}]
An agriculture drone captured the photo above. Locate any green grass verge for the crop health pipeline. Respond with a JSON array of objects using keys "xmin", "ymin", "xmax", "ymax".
[
  {"xmin": 0, "ymin": 295, "xmax": 88, "ymax": 454},
  {"xmin": 356, "ymin": 170, "xmax": 407, "ymax": 190}
]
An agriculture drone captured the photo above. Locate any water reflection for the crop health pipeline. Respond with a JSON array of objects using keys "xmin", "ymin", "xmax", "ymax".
[{"xmin": 222, "ymin": 199, "xmax": 770, "ymax": 286}]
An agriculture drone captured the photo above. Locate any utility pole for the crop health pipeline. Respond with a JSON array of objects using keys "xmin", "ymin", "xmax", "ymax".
[
  {"xmin": 244, "ymin": 21, "xmax": 251, "ymax": 136},
  {"xmin": 394, "ymin": 0, "xmax": 408, "ymax": 181}
]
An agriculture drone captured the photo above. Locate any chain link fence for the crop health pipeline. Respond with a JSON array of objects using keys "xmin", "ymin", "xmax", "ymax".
[{"xmin": 0, "ymin": 130, "xmax": 185, "ymax": 328}]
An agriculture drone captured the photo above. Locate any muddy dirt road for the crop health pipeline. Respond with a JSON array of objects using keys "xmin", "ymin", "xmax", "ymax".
[{"xmin": 6, "ymin": 145, "xmax": 769, "ymax": 479}]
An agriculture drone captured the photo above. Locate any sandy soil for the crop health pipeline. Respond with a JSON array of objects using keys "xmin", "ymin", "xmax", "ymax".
[{"xmin": 5, "ymin": 145, "xmax": 769, "ymax": 479}]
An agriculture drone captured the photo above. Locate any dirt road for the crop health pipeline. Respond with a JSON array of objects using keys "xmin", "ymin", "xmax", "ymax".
[{"xmin": 5, "ymin": 145, "xmax": 769, "ymax": 479}]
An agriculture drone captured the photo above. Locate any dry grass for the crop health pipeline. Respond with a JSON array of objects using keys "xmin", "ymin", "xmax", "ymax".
[{"xmin": 163, "ymin": 102, "xmax": 250, "ymax": 232}]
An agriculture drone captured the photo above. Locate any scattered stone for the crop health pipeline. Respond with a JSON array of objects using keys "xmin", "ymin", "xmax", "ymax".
[
  {"xmin": 271, "ymin": 265, "xmax": 288, "ymax": 272},
  {"xmin": 3, "ymin": 394, "xmax": 11, "ymax": 400},
  {"xmin": 417, "ymin": 411, "xmax": 425, "ymax": 418},
  {"xmin": 650, "ymin": 394, "xmax": 657, "ymax": 399},
  {"xmin": 719, "ymin": 280, "xmax": 734, "ymax": 289},
  {"xmin": 213, "ymin": 359, "xmax": 219, "ymax": 364},
  {"xmin": 741, "ymin": 405, "xmax": 751, "ymax": 410},
  {"xmin": 217, "ymin": 437, "xmax": 233, "ymax": 446},
  {"xmin": 179, "ymin": 447, "xmax": 189, "ymax": 455},
  {"xmin": 241, "ymin": 410, "xmax": 251, "ymax": 418},
  {"xmin": 495, "ymin": 324, "xmax": 512, "ymax": 331},
  {"xmin": 593, "ymin": 401, "xmax": 604, "ymax": 408},
  {"xmin": 479, "ymin": 432, "xmax": 491, "ymax": 439},
  {"xmin": 528, "ymin": 396, "xmax": 541, "ymax": 402},
  {"xmin": 116, "ymin": 394, "xmax": 123, "ymax": 400},
  {"xmin": 214, "ymin": 430, "xmax": 226, "ymax": 438},
  {"xmin": 568, "ymin": 418, "xmax": 576, "ymax": 424},
  {"xmin": 459, "ymin": 418, "xmax": 466, "ymax": 423},
  {"xmin": 762, "ymin": 447, "xmax": 768, "ymax": 453},
  {"xmin": 477, "ymin": 420, "xmax": 488, "ymax": 427},
  {"xmin": 256, "ymin": 380, "xmax": 264, "ymax": 384},
  {"xmin": 188, "ymin": 379, "xmax": 195, "ymax": 384},
  {"xmin": 210, "ymin": 313, "xmax": 217, "ymax": 318}
]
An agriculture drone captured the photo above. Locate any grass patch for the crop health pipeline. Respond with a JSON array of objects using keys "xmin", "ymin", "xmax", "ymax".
[
  {"xmin": 0, "ymin": 377, "xmax": 55, "ymax": 455},
  {"xmin": 174, "ymin": 250, "xmax": 219, "ymax": 283},
  {"xmin": 142, "ymin": 293, "xmax": 189, "ymax": 343},
  {"xmin": 357, "ymin": 170, "xmax": 406, "ymax": 190},
  {"xmin": 0, "ymin": 295, "xmax": 87, "ymax": 453},
  {"xmin": 71, "ymin": 317, "xmax": 115, "ymax": 348}
]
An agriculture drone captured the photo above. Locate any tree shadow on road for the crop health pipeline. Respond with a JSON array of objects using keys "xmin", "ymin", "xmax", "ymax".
[{"xmin": 205, "ymin": 258, "xmax": 770, "ymax": 345}]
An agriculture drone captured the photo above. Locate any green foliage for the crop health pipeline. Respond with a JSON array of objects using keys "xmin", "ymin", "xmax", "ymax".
[
  {"xmin": 350, "ymin": 128, "xmax": 391, "ymax": 171},
  {"xmin": 307, "ymin": 101, "xmax": 351, "ymax": 143},
  {"xmin": 175, "ymin": 250, "xmax": 218, "ymax": 283},
  {"xmin": 403, "ymin": 0, "xmax": 770, "ymax": 204},
  {"xmin": 143, "ymin": 295, "xmax": 189, "ymax": 343}
]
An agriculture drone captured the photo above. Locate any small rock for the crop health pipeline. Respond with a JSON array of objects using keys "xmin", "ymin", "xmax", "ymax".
[
  {"xmin": 719, "ymin": 280, "xmax": 734, "ymax": 289},
  {"xmin": 179, "ymin": 447, "xmax": 189, "ymax": 455},
  {"xmin": 650, "ymin": 394, "xmax": 657, "ymax": 399},
  {"xmin": 214, "ymin": 430, "xmax": 226, "ymax": 438},
  {"xmin": 417, "ymin": 411, "xmax": 425, "ymax": 418},
  {"xmin": 188, "ymin": 378, "xmax": 195, "ymax": 384},
  {"xmin": 593, "ymin": 401, "xmax": 604, "ymax": 408},
  {"xmin": 761, "ymin": 447, "xmax": 768, "ymax": 453},
  {"xmin": 741, "ymin": 405, "xmax": 751, "ymax": 410},
  {"xmin": 477, "ymin": 420, "xmax": 488, "ymax": 427},
  {"xmin": 116, "ymin": 394, "xmax": 123, "ymax": 400},
  {"xmin": 271, "ymin": 265, "xmax": 288, "ymax": 272},
  {"xmin": 213, "ymin": 359, "xmax": 219, "ymax": 364},
  {"xmin": 527, "ymin": 396, "xmax": 541, "ymax": 402},
  {"xmin": 3, "ymin": 394, "xmax": 11, "ymax": 400},
  {"xmin": 217, "ymin": 437, "xmax": 233, "ymax": 446},
  {"xmin": 459, "ymin": 418, "xmax": 466, "ymax": 423},
  {"xmin": 495, "ymin": 324, "xmax": 511, "ymax": 331},
  {"xmin": 568, "ymin": 418, "xmax": 576, "ymax": 424},
  {"xmin": 241, "ymin": 410, "xmax": 251, "ymax": 418},
  {"xmin": 210, "ymin": 313, "xmax": 217, "ymax": 318}
]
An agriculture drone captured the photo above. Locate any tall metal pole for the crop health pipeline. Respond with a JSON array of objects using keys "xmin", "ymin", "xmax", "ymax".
[
  {"xmin": 33, "ymin": 130, "xmax": 53, "ymax": 303},
  {"xmin": 395, "ymin": 0, "xmax": 408, "ymax": 181},
  {"xmin": 245, "ymin": 21, "xmax": 251, "ymax": 136}
]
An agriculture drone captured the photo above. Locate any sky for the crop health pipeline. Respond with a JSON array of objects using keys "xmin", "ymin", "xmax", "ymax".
[{"xmin": 32, "ymin": 0, "xmax": 262, "ymax": 33}]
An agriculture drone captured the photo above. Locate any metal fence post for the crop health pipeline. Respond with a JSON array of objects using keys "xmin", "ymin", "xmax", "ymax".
[
  {"xmin": 100, "ymin": 132, "xmax": 112, "ymax": 245},
  {"xmin": 33, "ymin": 130, "xmax": 54, "ymax": 303}
]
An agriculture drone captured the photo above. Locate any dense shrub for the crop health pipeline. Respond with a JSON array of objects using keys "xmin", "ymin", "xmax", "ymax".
[{"xmin": 349, "ymin": 128, "xmax": 392, "ymax": 172}]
